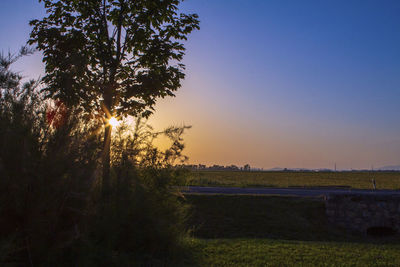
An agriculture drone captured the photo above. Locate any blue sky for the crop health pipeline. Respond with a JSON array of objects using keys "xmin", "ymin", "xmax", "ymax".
[{"xmin": 1, "ymin": 0, "xmax": 400, "ymax": 169}]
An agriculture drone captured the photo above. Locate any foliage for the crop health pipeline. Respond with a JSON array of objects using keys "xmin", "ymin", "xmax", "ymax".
[
  {"xmin": 84, "ymin": 119, "xmax": 192, "ymax": 264},
  {"xmin": 29, "ymin": 0, "xmax": 200, "ymax": 193},
  {"xmin": 29, "ymin": 0, "xmax": 200, "ymax": 118},
  {"xmin": 0, "ymin": 50, "xmax": 101, "ymax": 265},
  {"xmin": 111, "ymin": 117, "xmax": 191, "ymax": 169},
  {"xmin": 0, "ymin": 51, "xmax": 192, "ymax": 265},
  {"xmin": 0, "ymin": 47, "xmax": 32, "ymax": 91},
  {"xmin": 86, "ymin": 166, "xmax": 191, "ymax": 265}
]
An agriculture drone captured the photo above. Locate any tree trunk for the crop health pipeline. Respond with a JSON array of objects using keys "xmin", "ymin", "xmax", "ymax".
[
  {"xmin": 102, "ymin": 123, "xmax": 111, "ymax": 198},
  {"xmin": 102, "ymin": 88, "xmax": 112, "ymax": 198}
]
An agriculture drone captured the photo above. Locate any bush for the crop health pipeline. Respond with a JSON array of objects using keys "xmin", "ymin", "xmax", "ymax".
[
  {"xmin": 0, "ymin": 50, "xmax": 100, "ymax": 265},
  {"xmin": 85, "ymin": 118, "xmax": 192, "ymax": 265},
  {"xmin": 0, "ymin": 50, "xmax": 192, "ymax": 266}
]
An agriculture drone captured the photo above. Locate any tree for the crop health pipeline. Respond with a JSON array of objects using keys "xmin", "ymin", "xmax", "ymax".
[
  {"xmin": 243, "ymin": 164, "xmax": 250, "ymax": 171},
  {"xmin": 29, "ymin": 0, "xmax": 199, "ymax": 196}
]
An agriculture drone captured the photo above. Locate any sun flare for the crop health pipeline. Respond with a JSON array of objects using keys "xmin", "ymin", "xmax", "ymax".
[{"xmin": 108, "ymin": 116, "xmax": 120, "ymax": 127}]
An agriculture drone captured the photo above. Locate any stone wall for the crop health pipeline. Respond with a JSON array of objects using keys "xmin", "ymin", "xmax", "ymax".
[{"xmin": 325, "ymin": 193, "xmax": 400, "ymax": 233}]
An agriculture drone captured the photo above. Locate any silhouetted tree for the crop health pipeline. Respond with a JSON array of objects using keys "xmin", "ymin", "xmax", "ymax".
[{"xmin": 29, "ymin": 0, "xmax": 199, "ymax": 196}]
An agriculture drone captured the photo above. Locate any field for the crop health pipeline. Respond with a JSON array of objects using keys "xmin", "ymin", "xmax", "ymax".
[
  {"xmin": 190, "ymin": 239, "xmax": 400, "ymax": 267},
  {"xmin": 186, "ymin": 171, "xmax": 400, "ymax": 189},
  {"xmin": 184, "ymin": 195, "xmax": 400, "ymax": 266}
]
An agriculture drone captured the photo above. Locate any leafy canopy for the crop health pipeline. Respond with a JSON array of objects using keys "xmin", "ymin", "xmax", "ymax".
[{"xmin": 29, "ymin": 0, "xmax": 199, "ymax": 118}]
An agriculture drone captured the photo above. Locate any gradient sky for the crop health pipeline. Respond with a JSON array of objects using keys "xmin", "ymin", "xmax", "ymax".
[{"xmin": 1, "ymin": 0, "xmax": 400, "ymax": 169}]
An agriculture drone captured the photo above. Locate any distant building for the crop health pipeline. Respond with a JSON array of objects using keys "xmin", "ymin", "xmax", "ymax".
[{"xmin": 177, "ymin": 163, "xmax": 254, "ymax": 171}]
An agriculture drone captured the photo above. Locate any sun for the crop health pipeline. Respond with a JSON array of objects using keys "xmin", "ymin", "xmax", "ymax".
[{"xmin": 108, "ymin": 116, "xmax": 120, "ymax": 127}]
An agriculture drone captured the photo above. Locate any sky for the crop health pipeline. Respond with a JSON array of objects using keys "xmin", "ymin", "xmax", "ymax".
[{"xmin": 1, "ymin": 0, "xmax": 400, "ymax": 170}]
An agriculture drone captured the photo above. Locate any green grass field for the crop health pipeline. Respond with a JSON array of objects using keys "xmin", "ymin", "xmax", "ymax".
[
  {"xmin": 189, "ymin": 239, "xmax": 400, "ymax": 267},
  {"xmin": 183, "ymin": 195, "xmax": 400, "ymax": 266},
  {"xmin": 186, "ymin": 171, "xmax": 400, "ymax": 189}
]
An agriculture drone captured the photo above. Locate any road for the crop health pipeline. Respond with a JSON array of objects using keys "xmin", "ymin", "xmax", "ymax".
[{"xmin": 181, "ymin": 186, "xmax": 400, "ymax": 197}]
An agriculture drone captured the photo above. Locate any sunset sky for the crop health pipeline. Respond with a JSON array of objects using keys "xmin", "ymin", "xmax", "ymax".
[{"xmin": 1, "ymin": 0, "xmax": 400, "ymax": 170}]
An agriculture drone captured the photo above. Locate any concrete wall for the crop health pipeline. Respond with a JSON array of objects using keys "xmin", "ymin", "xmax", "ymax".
[{"xmin": 325, "ymin": 193, "xmax": 400, "ymax": 233}]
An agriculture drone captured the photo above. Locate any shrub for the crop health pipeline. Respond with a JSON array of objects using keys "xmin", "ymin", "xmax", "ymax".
[
  {"xmin": 0, "ymin": 50, "xmax": 192, "ymax": 265},
  {"xmin": 85, "ymin": 118, "xmax": 192, "ymax": 265},
  {"xmin": 0, "ymin": 50, "xmax": 101, "ymax": 265}
]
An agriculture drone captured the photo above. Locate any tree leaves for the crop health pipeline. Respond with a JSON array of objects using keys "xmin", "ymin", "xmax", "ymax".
[{"xmin": 29, "ymin": 0, "xmax": 200, "ymax": 119}]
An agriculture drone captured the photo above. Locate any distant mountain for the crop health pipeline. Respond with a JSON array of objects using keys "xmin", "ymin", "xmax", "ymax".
[{"xmin": 378, "ymin": 165, "xmax": 400, "ymax": 171}]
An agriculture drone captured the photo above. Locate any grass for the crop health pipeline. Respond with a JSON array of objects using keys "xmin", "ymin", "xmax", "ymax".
[
  {"xmin": 190, "ymin": 239, "xmax": 400, "ymax": 267},
  {"xmin": 187, "ymin": 195, "xmax": 333, "ymax": 240},
  {"xmin": 183, "ymin": 194, "xmax": 400, "ymax": 266},
  {"xmin": 186, "ymin": 171, "xmax": 400, "ymax": 189},
  {"xmin": 186, "ymin": 194, "xmax": 377, "ymax": 241}
]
